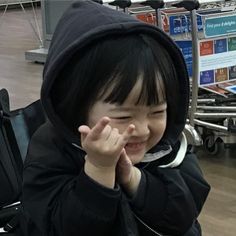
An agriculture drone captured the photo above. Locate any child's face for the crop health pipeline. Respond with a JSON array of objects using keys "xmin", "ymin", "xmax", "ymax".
[{"xmin": 87, "ymin": 79, "xmax": 167, "ymax": 164}]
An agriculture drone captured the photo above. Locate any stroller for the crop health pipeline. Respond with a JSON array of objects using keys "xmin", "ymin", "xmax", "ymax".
[{"xmin": 0, "ymin": 88, "xmax": 46, "ymax": 235}]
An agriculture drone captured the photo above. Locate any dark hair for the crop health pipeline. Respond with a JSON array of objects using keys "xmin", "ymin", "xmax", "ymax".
[{"xmin": 51, "ymin": 34, "xmax": 179, "ymax": 134}]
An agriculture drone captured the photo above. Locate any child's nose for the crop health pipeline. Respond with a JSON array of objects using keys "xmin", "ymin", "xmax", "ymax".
[{"xmin": 133, "ymin": 120, "xmax": 150, "ymax": 138}]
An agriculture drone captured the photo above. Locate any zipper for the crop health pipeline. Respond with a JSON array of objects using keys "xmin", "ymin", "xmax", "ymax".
[{"xmin": 133, "ymin": 213, "xmax": 172, "ymax": 236}]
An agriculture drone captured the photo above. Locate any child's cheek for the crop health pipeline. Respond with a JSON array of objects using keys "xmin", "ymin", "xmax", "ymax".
[{"xmin": 109, "ymin": 121, "xmax": 127, "ymax": 134}]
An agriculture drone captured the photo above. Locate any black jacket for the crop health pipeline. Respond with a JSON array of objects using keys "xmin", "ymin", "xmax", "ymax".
[
  {"xmin": 21, "ymin": 1, "xmax": 210, "ymax": 235},
  {"xmin": 22, "ymin": 122, "xmax": 210, "ymax": 236}
]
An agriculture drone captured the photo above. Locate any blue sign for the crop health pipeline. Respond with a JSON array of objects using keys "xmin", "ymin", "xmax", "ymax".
[
  {"xmin": 169, "ymin": 15, "xmax": 203, "ymax": 36},
  {"xmin": 214, "ymin": 38, "xmax": 227, "ymax": 54},
  {"xmin": 200, "ymin": 70, "xmax": 214, "ymax": 85},
  {"xmin": 205, "ymin": 14, "xmax": 236, "ymax": 38},
  {"xmin": 175, "ymin": 40, "xmax": 192, "ymax": 76}
]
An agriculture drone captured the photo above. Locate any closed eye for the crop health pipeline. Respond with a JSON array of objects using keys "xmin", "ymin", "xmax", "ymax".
[
  {"xmin": 113, "ymin": 116, "xmax": 131, "ymax": 120},
  {"xmin": 151, "ymin": 110, "xmax": 166, "ymax": 116},
  {"xmin": 153, "ymin": 110, "xmax": 166, "ymax": 114}
]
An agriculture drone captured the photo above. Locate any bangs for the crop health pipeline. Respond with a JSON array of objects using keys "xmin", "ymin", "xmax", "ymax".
[
  {"xmin": 98, "ymin": 37, "xmax": 167, "ymax": 106},
  {"xmin": 100, "ymin": 66, "xmax": 166, "ymax": 106}
]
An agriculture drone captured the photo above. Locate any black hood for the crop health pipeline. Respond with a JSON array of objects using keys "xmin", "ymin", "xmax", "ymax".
[{"xmin": 41, "ymin": 0, "xmax": 189, "ymax": 151}]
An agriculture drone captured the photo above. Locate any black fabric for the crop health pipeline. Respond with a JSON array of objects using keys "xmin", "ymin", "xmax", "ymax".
[
  {"xmin": 0, "ymin": 88, "xmax": 46, "ymax": 233},
  {"xmin": 22, "ymin": 122, "xmax": 210, "ymax": 236},
  {"xmin": 0, "ymin": 89, "xmax": 22, "ymax": 209},
  {"xmin": 0, "ymin": 205, "xmax": 21, "ymax": 232}
]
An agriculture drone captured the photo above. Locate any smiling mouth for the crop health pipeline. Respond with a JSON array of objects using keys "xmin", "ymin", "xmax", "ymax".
[{"xmin": 125, "ymin": 142, "xmax": 146, "ymax": 151}]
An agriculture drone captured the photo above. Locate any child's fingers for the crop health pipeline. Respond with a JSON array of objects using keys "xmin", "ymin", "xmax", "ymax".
[
  {"xmin": 90, "ymin": 116, "xmax": 110, "ymax": 138},
  {"xmin": 117, "ymin": 149, "xmax": 132, "ymax": 185},
  {"xmin": 116, "ymin": 124, "xmax": 135, "ymax": 147},
  {"xmin": 119, "ymin": 149, "xmax": 132, "ymax": 166},
  {"xmin": 78, "ymin": 125, "xmax": 90, "ymax": 134},
  {"xmin": 78, "ymin": 125, "xmax": 91, "ymax": 143},
  {"xmin": 122, "ymin": 124, "xmax": 135, "ymax": 142}
]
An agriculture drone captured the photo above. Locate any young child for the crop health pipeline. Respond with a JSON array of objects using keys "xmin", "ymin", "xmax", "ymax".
[{"xmin": 21, "ymin": 1, "xmax": 210, "ymax": 235}]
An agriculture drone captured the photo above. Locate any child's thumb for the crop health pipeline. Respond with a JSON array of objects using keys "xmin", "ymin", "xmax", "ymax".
[{"xmin": 119, "ymin": 149, "xmax": 132, "ymax": 166}]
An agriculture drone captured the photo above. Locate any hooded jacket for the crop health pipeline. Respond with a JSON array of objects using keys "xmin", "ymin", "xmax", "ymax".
[{"xmin": 21, "ymin": 1, "xmax": 210, "ymax": 236}]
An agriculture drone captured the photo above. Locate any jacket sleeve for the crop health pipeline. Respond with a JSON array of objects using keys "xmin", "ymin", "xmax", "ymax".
[
  {"xmin": 22, "ymin": 129, "xmax": 121, "ymax": 236},
  {"xmin": 129, "ymin": 153, "xmax": 210, "ymax": 235}
]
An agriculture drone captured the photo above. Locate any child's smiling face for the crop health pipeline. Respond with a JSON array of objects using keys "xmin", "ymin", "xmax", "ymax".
[{"xmin": 87, "ymin": 79, "xmax": 167, "ymax": 164}]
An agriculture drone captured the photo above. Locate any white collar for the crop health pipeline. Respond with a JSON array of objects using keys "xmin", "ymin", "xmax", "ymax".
[
  {"xmin": 159, "ymin": 132, "xmax": 187, "ymax": 168},
  {"xmin": 141, "ymin": 132, "xmax": 187, "ymax": 168},
  {"xmin": 141, "ymin": 145, "xmax": 172, "ymax": 163}
]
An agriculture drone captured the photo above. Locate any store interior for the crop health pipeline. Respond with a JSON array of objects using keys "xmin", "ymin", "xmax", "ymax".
[{"xmin": 0, "ymin": 1, "xmax": 236, "ymax": 235}]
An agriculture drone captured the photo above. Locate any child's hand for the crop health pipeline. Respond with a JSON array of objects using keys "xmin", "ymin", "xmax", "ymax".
[
  {"xmin": 78, "ymin": 117, "xmax": 135, "ymax": 169},
  {"xmin": 116, "ymin": 150, "xmax": 141, "ymax": 196},
  {"xmin": 116, "ymin": 149, "xmax": 133, "ymax": 185},
  {"xmin": 116, "ymin": 149, "xmax": 141, "ymax": 196}
]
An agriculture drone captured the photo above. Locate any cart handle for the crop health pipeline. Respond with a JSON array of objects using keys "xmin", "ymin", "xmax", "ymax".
[{"xmin": 172, "ymin": 0, "xmax": 200, "ymax": 11}]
